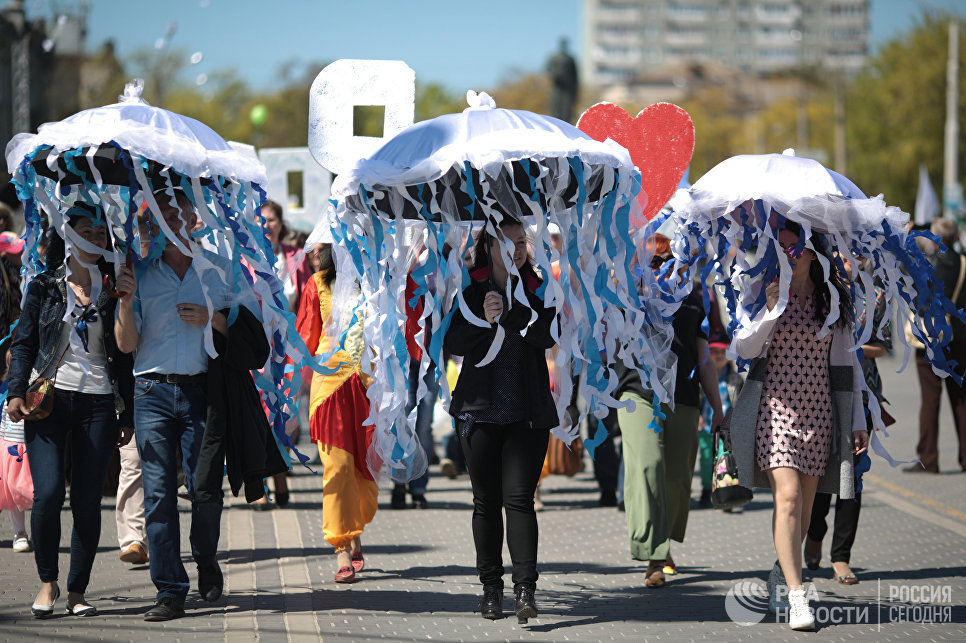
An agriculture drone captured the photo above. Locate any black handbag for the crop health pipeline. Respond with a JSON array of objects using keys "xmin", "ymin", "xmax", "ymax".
[{"xmin": 711, "ymin": 429, "xmax": 753, "ymax": 510}]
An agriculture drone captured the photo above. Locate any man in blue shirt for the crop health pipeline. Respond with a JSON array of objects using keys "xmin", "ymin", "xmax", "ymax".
[{"xmin": 116, "ymin": 189, "xmax": 240, "ymax": 622}]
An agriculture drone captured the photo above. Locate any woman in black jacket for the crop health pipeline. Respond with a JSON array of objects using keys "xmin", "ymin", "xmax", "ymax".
[
  {"xmin": 445, "ymin": 218, "xmax": 558, "ymax": 624},
  {"xmin": 7, "ymin": 204, "xmax": 134, "ymax": 618}
]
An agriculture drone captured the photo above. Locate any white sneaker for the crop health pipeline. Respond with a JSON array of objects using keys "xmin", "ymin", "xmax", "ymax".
[
  {"xmin": 767, "ymin": 562, "xmax": 789, "ymax": 613},
  {"xmin": 788, "ymin": 587, "xmax": 815, "ymax": 631},
  {"xmin": 12, "ymin": 533, "xmax": 31, "ymax": 553}
]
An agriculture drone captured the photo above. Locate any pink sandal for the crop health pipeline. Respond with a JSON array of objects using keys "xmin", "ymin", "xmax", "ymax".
[
  {"xmin": 334, "ymin": 566, "xmax": 356, "ymax": 583},
  {"xmin": 351, "ymin": 551, "xmax": 365, "ymax": 573}
]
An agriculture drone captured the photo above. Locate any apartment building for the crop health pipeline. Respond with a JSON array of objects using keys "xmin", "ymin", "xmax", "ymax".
[{"xmin": 582, "ymin": 0, "xmax": 869, "ymax": 87}]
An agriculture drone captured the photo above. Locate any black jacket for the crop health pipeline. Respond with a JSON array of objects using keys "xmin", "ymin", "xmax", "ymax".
[
  {"xmin": 7, "ymin": 265, "xmax": 134, "ymax": 427},
  {"xmin": 445, "ymin": 267, "xmax": 559, "ymax": 430},
  {"xmin": 194, "ymin": 305, "xmax": 287, "ymax": 503},
  {"xmin": 928, "ymin": 249, "xmax": 966, "ymax": 345}
]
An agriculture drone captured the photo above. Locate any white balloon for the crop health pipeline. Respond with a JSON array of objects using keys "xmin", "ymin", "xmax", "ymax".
[{"xmin": 308, "ymin": 59, "xmax": 415, "ymax": 175}]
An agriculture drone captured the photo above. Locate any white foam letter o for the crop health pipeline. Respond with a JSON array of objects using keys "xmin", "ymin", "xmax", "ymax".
[{"xmin": 308, "ymin": 59, "xmax": 415, "ymax": 175}]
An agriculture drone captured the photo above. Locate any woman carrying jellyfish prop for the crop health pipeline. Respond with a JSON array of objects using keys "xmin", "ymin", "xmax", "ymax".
[
  {"xmin": 309, "ymin": 88, "xmax": 683, "ymax": 490},
  {"xmin": 650, "ymin": 150, "xmax": 966, "ymax": 630},
  {"xmin": 319, "ymin": 177, "xmax": 681, "ymax": 489}
]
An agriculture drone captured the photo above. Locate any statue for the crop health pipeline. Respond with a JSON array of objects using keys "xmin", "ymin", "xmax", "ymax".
[{"xmin": 547, "ymin": 37, "xmax": 578, "ymax": 123}]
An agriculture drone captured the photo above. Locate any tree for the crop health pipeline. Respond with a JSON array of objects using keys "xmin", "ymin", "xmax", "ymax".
[
  {"xmin": 680, "ymin": 86, "xmax": 748, "ymax": 178},
  {"xmin": 415, "ymin": 82, "xmax": 464, "ymax": 122},
  {"xmin": 488, "ymin": 71, "xmax": 550, "ymax": 114},
  {"xmin": 846, "ymin": 11, "xmax": 966, "ymax": 212},
  {"xmin": 128, "ymin": 45, "xmax": 188, "ymax": 109}
]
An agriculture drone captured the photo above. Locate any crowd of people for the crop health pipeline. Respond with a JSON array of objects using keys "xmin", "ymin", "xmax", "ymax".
[
  {"xmin": 0, "ymin": 140, "xmax": 964, "ymax": 636},
  {"xmin": 0, "ymin": 188, "xmax": 960, "ymax": 628}
]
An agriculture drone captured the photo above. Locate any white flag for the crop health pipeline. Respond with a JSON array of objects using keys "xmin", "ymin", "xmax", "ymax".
[{"xmin": 915, "ymin": 163, "xmax": 940, "ymax": 225}]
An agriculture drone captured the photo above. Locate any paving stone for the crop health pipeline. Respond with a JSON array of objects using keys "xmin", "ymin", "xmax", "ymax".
[{"xmin": 0, "ymin": 352, "xmax": 963, "ymax": 640}]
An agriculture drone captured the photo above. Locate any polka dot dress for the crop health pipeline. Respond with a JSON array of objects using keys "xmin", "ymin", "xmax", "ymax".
[{"xmin": 755, "ymin": 291, "xmax": 834, "ymax": 476}]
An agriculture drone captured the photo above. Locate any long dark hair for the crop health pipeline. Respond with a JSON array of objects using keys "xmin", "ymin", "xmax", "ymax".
[
  {"xmin": 316, "ymin": 243, "xmax": 336, "ymax": 287},
  {"xmin": 785, "ymin": 221, "xmax": 852, "ymax": 326},
  {"xmin": 470, "ymin": 218, "xmax": 538, "ymax": 284}
]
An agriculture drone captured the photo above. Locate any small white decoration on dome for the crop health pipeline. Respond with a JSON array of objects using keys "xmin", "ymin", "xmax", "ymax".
[
  {"xmin": 119, "ymin": 79, "xmax": 148, "ymax": 105},
  {"xmin": 465, "ymin": 90, "xmax": 497, "ymax": 111},
  {"xmin": 782, "ymin": 148, "xmax": 796, "ymax": 156}
]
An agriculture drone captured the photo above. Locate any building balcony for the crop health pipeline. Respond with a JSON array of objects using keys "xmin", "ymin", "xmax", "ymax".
[
  {"xmin": 754, "ymin": 6, "xmax": 800, "ymax": 26},
  {"xmin": 596, "ymin": 7, "xmax": 640, "ymax": 23},
  {"xmin": 665, "ymin": 32, "xmax": 710, "ymax": 46}
]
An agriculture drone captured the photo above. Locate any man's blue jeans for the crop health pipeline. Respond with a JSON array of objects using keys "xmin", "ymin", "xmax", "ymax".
[
  {"xmin": 134, "ymin": 377, "xmax": 222, "ymax": 603},
  {"xmin": 406, "ymin": 358, "xmax": 438, "ymax": 496}
]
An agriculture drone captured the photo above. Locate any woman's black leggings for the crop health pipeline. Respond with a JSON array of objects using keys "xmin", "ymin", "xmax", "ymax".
[{"xmin": 459, "ymin": 421, "xmax": 550, "ymax": 589}]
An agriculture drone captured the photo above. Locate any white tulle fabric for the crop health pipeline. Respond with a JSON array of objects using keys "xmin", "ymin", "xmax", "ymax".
[{"xmin": 5, "ymin": 79, "xmax": 266, "ymax": 185}]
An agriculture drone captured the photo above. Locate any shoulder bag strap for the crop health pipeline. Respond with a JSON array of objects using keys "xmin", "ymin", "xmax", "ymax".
[
  {"xmin": 953, "ymin": 255, "xmax": 966, "ymax": 304},
  {"xmin": 47, "ymin": 339, "xmax": 71, "ymax": 387},
  {"xmin": 48, "ymin": 301, "xmax": 88, "ymax": 387}
]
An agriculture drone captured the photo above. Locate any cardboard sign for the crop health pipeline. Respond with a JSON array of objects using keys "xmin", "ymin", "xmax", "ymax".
[{"xmin": 259, "ymin": 147, "xmax": 332, "ymax": 232}]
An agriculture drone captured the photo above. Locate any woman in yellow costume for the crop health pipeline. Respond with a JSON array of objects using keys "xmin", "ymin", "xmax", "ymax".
[{"xmin": 295, "ymin": 244, "xmax": 376, "ymax": 583}]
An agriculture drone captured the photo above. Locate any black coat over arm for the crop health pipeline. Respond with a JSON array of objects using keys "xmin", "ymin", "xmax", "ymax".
[{"xmin": 195, "ymin": 305, "xmax": 288, "ymax": 504}]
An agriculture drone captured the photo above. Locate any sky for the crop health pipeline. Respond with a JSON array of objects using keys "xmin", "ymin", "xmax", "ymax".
[{"xmin": 25, "ymin": 0, "xmax": 966, "ymax": 94}]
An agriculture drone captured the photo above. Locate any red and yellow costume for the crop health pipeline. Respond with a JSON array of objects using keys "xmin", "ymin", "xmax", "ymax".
[{"xmin": 296, "ymin": 273, "xmax": 377, "ymax": 550}]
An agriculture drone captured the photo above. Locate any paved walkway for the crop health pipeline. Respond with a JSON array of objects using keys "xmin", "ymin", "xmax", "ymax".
[{"xmin": 0, "ymin": 352, "xmax": 964, "ymax": 641}]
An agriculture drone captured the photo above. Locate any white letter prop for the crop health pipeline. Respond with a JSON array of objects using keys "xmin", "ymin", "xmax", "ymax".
[
  {"xmin": 308, "ymin": 59, "xmax": 415, "ymax": 174},
  {"xmin": 258, "ymin": 147, "xmax": 332, "ymax": 232}
]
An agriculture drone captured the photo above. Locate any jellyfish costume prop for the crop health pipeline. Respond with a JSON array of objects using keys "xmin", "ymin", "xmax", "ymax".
[
  {"xmin": 658, "ymin": 149, "xmax": 966, "ymax": 464},
  {"xmin": 306, "ymin": 91, "xmax": 680, "ymax": 482},
  {"xmin": 4, "ymin": 80, "xmax": 311, "ymax": 471}
]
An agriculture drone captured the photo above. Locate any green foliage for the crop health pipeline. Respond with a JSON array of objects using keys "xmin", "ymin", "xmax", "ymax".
[
  {"xmin": 488, "ymin": 71, "xmax": 550, "ymax": 114},
  {"xmin": 415, "ymin": 82, "xmax": 464, "ymax": 122},
  {"xmin": 847, "ymin": 11, "xmax": 966, "ymax": 211},
  {"xmin": 679, "ymin": 87, "xmax": 747, "ymax": 178}
]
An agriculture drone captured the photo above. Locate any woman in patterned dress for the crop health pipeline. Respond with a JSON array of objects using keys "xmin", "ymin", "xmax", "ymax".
[
  {"xmin": 730, "ymin": 222, "xmax": 869, "ymax": 630},
  {"xmin": 804, "ymin": 255, "xmax": 890, "ymax": 585}
]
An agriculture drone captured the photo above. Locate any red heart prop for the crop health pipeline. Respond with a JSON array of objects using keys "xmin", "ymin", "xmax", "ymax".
[{"xmin": 577, "ymin": 102, "xmax": 694, "ymax": 225}]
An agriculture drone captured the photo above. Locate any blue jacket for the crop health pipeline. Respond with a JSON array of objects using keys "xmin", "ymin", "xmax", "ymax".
[{"xmin": 7, "ymin": 265, "xmax": 135, "ymax": 428}]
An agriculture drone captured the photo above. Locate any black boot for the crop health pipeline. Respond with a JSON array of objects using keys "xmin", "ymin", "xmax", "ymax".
[
  {"xmin": 514, "ymin": 584, "xmax": 537, "ymax": 624},
  {"xmin": 197, "ymin": 561, "xmax": 223, "ymax": 602},
  {"xmin": 390, "ymin": 484, "xmax": 407, "ymax": 509},
  {"xmin": 480, "ymin": 584, "xmax": 503, "ymax": 620}
]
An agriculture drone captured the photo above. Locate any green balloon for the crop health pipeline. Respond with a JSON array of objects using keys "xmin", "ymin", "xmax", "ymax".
[{"xmin": 250, "ymin": 104, "xmax": 268, "ymax": 127}]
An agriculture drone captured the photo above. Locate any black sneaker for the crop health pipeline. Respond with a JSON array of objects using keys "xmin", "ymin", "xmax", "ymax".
[
  {"xmin": 390, "ymin": 485, "xmax": 408, "ymax": 509},
  {"xmin": 698, "ymin": 489, "xmax": 713, "ymax": 509},
  {"xmin": 198, "ymin": 562, "xmax": 223, "ymax": 602},
  {"xmin": 144, "ymin": 597, "xmax": 185, "ymax": 622},
  {"xmin": 412, "ymin": 494, "xmax": 429, "ymax": 509}
]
